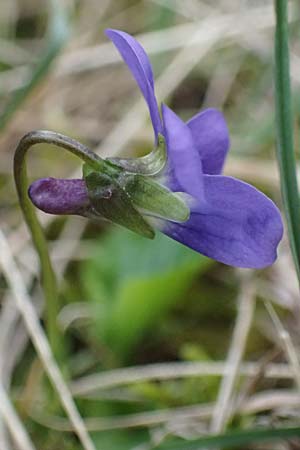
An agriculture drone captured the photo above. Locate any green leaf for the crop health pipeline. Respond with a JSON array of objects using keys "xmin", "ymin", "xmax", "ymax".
[
  {"xmin": 85, "ymin": 171, "xmax": 155, "ymax": 239},
  {"xmin": 82, "ymin": 228, "xmax": 212, "ymax": 358},
  {"xmin": 152, "ymin": 426, "xmax": 300, "ymax": 449},
  {"xmin": 124, "ymin": 174, "xmax": 190, "ymax": 222},
  {"xmin": 92, "ymin": 429, "xmax": 148, "ymax": 450}
]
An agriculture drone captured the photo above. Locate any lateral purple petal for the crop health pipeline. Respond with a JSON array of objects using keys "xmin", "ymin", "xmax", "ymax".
[
  {"xmin": 162, "ymin": 104, "xmax": 204, "ymax": 199},
  {"xmin": 105, "ymin": 29, "xmax": 162, "ymax": 138},
  {"xmin": 28, "ymin": 178, "xmax": 90, "ymax": 215},
  {"xmin": 161, "ymin": 175, "xmax": 283, "ymax": 268},
  {"xmin": 187, "ymin": 108, "xmax": 230, "ymax": 175}
]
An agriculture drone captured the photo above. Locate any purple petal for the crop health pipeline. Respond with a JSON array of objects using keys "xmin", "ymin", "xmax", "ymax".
[
  {"xmin": 105, "ymin": 29, "xmax": 162, "ymax": 138},
  {"xmin": 28, "ymin": 178, "xmax": 90, "ymax": 215},
  {"xmin": 187, "ymin": 108, "xmax": 230, "ymax": 175},
  {"xmin": 162, "ymin": 104, "xmax": 204, "ymax": 199},
  {"xmin": 161, "ymin": 175, "xmax": 283, "ymax": 268}
]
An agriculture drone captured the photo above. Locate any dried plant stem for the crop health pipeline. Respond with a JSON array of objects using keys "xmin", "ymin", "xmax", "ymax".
[
  {"xmin": 58, "ymin": 5, "xmax": 281, "ymax": 77},
  {"xmin": 0, "ymin": 382, "xmax": 36, "ymax": 450},
  {"xmin": 264, "ymin": 300, "xmax": 300, "ymax": 389},
  {"xmin": 0, "ymin": 220, "xmax": 87, "ymax": 389},
  {"xmin": 0, "ymin": 230, "xmax": 96, "ymax": 450},
  {"xmin": 70, "ymin": 361, "xmax": 292, "ymax": 397},
  {"xmin": 28, "ymin": 389, "xmax": 300, "ymax": 432},
  {"xmin": 0, "ymin": 0, "xmax": 69, "ymax": 130},
  {"xmin": 0, "ymin": 418, "xmax": 9, "ymax": 450},
  {"xmin": 210, "ymin": 274, "xmax": 256, "ymax": 433}
]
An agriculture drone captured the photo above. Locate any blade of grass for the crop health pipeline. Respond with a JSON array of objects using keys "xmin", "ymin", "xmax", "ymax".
[
  {"xmin": 25, "ymin": 390, "xmax": 300, "ymax": 432},
  {"xmin": 210, "ymin": 273, "xmax": 255, "ymax": 433},
  {"xmin": 264, "ymin": 300, "xmax": 300, "ymax": 389},
  {"xmin": 0, "ymin": 230, "xmax": 96, "ymax": 450},
  {"xmin": 70, "ymin": 361, "xmax": 294, "ymax": 396},
  {"xmin": 274, "ymin": 0, "xmax": 300, "ymax": 283},
  {"xmin": 0, "ymin": 382, "xmax": 36, "ymax": 450},
  {"xmin": 0, "ymin": 0, "xmax": 69, "ymax": 131},
  {"xmin": 152, "ymin": 426, "xmax": 300, "ymax": 450}
]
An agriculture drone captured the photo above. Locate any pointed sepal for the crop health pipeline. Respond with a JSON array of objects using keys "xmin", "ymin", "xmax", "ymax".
[
  {"xmin": 108, "ymin": 134, "xmax": 166, "ymax": 176},
  {"xmin": 84, "ymin": 171, "xmax": 155, "ymax": 239},
  {"xmin": 124, "ymin": 174, "xmax": 190, "ymax": 222}
]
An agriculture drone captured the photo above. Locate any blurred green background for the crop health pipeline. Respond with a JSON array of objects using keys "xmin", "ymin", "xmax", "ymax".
[{"xmin": 0, "ymin": 1, "xmax": 300, "ymax": 449}]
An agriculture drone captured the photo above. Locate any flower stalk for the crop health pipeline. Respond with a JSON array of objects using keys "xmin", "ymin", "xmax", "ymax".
[
  {"xmin": 13, "ymin": 131, "xmax": 112, "ymax": 359},
  {"xmin": 274, "ymin": 0, "xmax": 300, "ymax": 283}
]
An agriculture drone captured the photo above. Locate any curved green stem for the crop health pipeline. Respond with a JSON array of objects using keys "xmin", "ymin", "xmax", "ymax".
[
  {"xmin": 13, "ymin": 130, "xmax": 109, "ymax": 359},
  {"xmin": 274, "ymin": 0, "xmax": 300, "ymax": 284}
]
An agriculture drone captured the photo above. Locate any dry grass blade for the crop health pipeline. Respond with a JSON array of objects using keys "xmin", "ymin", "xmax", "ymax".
[
  {"xmin": 28, "ymin": 389, "xmax": 300, "ymax": 432},
  {"xmin": 0, "ymin": 382, "xmax": 36, "ymax": 450},
  {"xmin": 264, "ymin": 300, "xmax": 300, "ymax": 390},
  {"xmin": 70, "ymin": 361, "xmax": 293, "ymax": 397},
  {"xmin": 0, "ymin": 419, "xmax": 10, "ymax": 450},
  {"xmin": 57, "ymin": 4, "xmax": 281, "ymax": 77},
  {"xmin": 210, "ymin": 272, "xmax": 256, "ymax": 433},
  {"xmin": 0, "ymin": 230, "xmax": 96, "ymax": 450}
]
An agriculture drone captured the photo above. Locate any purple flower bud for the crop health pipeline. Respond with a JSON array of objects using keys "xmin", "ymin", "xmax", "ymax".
[{"xmin": 28, "ymin": 178, "xmax": 90, "ymax": 215}]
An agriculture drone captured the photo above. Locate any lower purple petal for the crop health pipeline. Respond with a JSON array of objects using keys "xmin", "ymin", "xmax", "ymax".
[
  {"xmin": 161, "ymin": 175, "xmax": 283, "ymax": 268},
  {"xmin": 28, "ymin": 178, "xmax": 90, "ymax": 215},
  {"xmin": 187, "ymin": 108, "xmax": 229, "ymax": 175}
]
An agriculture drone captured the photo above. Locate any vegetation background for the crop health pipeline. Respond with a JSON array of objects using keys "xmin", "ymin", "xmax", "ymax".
[{"xmin": 0, "ymin": 0, "xmax": 300, "ymax": 449}]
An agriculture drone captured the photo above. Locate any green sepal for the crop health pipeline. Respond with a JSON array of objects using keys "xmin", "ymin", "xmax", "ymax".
[
  {"xmin": 108, "ymin": 134, "xmax": 167, "ymax": 176},
  {"xmin": 82, "ymin": 159, "xmax": 121, "ymax": 179},
  {"xmin": 84, "ymin": 171, "xmax": 155, "ymax": 239},
  {"xmin": 124, "ymin": 174, "xmax": 190, "ymax": 222},
  {"xmin": 82, "ymin": 163, "xmax": 94, "ymax": 178}
]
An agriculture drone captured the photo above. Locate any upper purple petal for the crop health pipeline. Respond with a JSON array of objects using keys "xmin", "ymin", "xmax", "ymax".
[
  {"xmin": 105, "ymin": 29, "xmax": 162, "ymax": 138},
  {"xmin": 28, "ymin": 178, "xmax": 90, "ymax": 215},
  {"xmin": 187, "ymin": 108, "xmax": 230, "ymax": 175},
  {"xmin": 161, "ymin": 175, "xmax": 283, "ymax": 268},
  {"xmin": 162, "ymin": 104, "xmax": 204, "ymax": 199}
]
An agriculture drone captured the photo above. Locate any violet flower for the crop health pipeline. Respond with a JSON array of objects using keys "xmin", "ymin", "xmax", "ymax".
[{"xmin": 29, "ymin": 29, "xmax": 283, "ymax": 268}]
